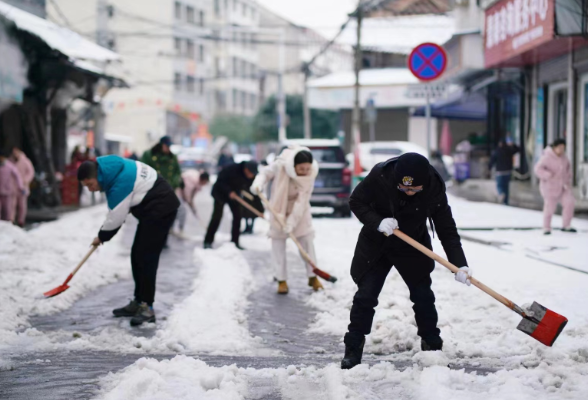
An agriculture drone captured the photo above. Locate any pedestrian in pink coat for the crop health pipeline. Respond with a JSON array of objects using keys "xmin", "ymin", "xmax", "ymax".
[
  {"xmin": 533, "ymin": 139, "xmax": 576, "ymax": 234},
  {"xmin": 0, "ymin": 149, "xmax": 25, "ymax": 223},
  {"xmin": 11, "ymin": 147, "xmax": 35, "ymax": 227}
]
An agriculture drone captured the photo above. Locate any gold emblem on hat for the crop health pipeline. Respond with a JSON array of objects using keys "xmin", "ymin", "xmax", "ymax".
[{"xmin": 402, "ymin": 176, "xmax": 414, "ymax": 186}]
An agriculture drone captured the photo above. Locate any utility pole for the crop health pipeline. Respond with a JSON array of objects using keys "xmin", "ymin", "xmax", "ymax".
[
  {"xmin": 352, "ymin": 0, "xmax": 363, "ymax": 175},
  {"xmin": 278, "ymin": 29, "xmax": 287, "ymax": 143},
  {"xmin": 303, "ymin": 63, "xmax": 312, "ymax": 139}
]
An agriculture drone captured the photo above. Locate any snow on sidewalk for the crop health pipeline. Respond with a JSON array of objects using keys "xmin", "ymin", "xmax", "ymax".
[{"xmin": 0, "ymin": 207, "xmax": 131, "ymax": 368}]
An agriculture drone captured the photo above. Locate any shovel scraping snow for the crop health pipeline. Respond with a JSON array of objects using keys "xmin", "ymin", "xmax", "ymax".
[
  {"xmin": 391, "ymin": 229, "xmax": 568, "ymax": 347},
  {"xmin": 43, "ymin": 245, "xmax": 98, "ymax": 298}
]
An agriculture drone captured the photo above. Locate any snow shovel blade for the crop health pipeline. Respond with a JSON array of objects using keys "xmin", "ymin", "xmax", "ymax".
[
  {"xmin": 43, "ymin": 283, "xmax": 70, "ymax": 298},
  {"xmin": 516, "ymin": 302, "xmax": 568, "ymax": 347}
]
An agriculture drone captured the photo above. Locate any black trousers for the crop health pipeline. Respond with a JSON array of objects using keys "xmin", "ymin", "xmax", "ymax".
[
  {"xmin": 131, "ymin": 213, "xmax": 175, "ymax": 306},
  {"xmin": 346, "ymin": 249, "xmax": 439, "ymax": 346},
  {"xmin": 204, "ymin": 198, "xmax": 242, "ymax": 245}
]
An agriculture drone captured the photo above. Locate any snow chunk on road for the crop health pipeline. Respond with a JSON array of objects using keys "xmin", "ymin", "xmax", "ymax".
[
  {"xmin": 151, "ymin": 244, "xmax": 265, "ymax": 355},
  {"xmin": 94, "ymin": 356, "xmax": 247, "ymax": 400},
  {"xmin": 412, "ymin": 350, "xmax": 449, "ymax": 367}
]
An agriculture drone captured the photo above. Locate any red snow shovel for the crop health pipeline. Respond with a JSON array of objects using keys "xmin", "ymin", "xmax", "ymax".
[
  {"xmin": 43, "ymin": 245, "xmax": 98, "ymax": 298},
  {"xmin": 390, "ymin": 229, "xmax": 568, "ymax": 347},
  {"xmin": 234, "ymin": 193, "xmax": 337, "ymax": 283}
]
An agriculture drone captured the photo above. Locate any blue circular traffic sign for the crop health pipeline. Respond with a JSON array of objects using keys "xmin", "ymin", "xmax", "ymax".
[{"xmin": 408, "ymin": 43, "xmax": 447, "ymax": 81}]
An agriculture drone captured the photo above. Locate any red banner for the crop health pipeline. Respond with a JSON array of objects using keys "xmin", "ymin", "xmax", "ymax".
[{"xmin": 484, "ymin": 0, "xmax": 555, "ymax": 67}]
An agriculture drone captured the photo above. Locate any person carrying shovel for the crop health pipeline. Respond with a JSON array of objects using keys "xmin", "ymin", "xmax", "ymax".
[
  {"xmin": 341, "ymin": 152, "xmax": 471, "ymax": 369},
  {"xmin": 77, "ymin": 155, "xmax": 179, "ymax": 326},
  {"xmin": 250, "ymin": 146, "xmax": 323, "ymax": 294}
]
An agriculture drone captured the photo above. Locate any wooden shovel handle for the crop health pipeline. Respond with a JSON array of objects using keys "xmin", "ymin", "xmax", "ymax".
[
  {"xmin": 391, "ymin": 229, "xmax": 520, "ymax": 313},
  {"xmin": 256, "ymin": 193, "xmax": 318, "ymax": 268},
  {"xmin": 72, "ymin": 246, "xmax": 98, "ymax": 276}
]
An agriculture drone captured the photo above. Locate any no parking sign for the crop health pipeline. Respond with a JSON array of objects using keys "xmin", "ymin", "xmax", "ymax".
[{"xmin": 408, "ymin": 43, "xmax": 447, "ymax": 81}]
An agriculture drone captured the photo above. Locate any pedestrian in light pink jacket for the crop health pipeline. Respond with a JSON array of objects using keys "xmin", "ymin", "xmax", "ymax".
[
  {"xmin": 533, "ymin": 139, "xmax": 576, "ymax": 234},
  {"xmin": 11, "ymin": 147, "xmax": 35, "ymax": 226},
  {"xmin": 0, "ymin": 149, "xmax": 25, "ymax": 223}
]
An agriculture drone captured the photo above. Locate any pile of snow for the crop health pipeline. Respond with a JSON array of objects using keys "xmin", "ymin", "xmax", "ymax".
[
  {"xmin": 94, "ymin": 354, "xmax": 588, "ymax": 399},
  {"xmin": 0, "ymin": 208, "xmax": 131, "ymax": 357},
  {"xmin": 94, "ymin": 356, "xmax": 247, "ymax": 400}
]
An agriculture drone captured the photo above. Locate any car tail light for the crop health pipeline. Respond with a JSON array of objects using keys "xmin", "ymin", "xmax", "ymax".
[{"xmin": 342, "ymin": 167, "xmax": 352, "ymax": 186}]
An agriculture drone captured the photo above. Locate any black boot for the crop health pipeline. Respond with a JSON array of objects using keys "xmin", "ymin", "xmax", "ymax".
[
  {"xmin": 112, "ymin": 300, "xmax": 140, "ymax": 317},
  {"xmin": 204, "ymin": 242, "xmax": 213, "ymax": 249},
  {"xmin": 341, "ymin": 334, "xmax": 365, "ymax": 370},
  {"xmin": 421, "ymin": 337, "xmax": 443, "ymax": 351},
  {"xmin": 234, "ymin": 242, "xmax": 245, "ymax": 250},
  {"xmin": 130, "ymin": 302, "xmax": 156, "ymax": 326}
]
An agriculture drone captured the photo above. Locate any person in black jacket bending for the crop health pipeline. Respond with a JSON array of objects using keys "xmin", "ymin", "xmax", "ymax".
[
  {"xmin": 341, "ymin": 153, "xmax": 472, "ymax": 370},
  {"xmin": 204, "ymin": 161, "xmax": 258, "ymax": 250}
]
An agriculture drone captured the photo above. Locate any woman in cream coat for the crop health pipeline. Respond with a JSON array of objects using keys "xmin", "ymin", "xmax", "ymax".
[{"xmin": 250, "ymin": 146, "xmax": 323, "ymax": 294}]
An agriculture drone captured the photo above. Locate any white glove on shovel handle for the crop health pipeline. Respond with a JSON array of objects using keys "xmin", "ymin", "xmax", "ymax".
[
  {"xmin": 377, "ymin": 218, "xmax": 399, "ymax": 236},
  {"xmin": 455, "ymin": 266, "xmax": 472, "ymax": 286},
  {"xmin": 250, "ymin": 183, "xmax": 263, "ymax": 195}
]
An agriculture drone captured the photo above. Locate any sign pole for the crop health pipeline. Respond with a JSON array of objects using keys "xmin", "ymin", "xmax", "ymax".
[{"xmin": 425, "ymin": 84, "xmax": 431, "ymax": 155}]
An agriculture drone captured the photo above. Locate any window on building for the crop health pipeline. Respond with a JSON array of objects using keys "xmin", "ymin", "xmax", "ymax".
[
  {"xmin": 186, "ymin": 5, "xmax": 195, "ymax": 24},
  {"xmin": 233, "ymin": 57, "xmax": 239, "ymax": 77},
  {"xmin": 233, "ymin": 0, "xmax": 238, "ymax": 12},
  {"xmin": 107, "ymin": 4, "xmax": 115, "ymax": 18},
  {"xmin": 174, "ymin": 1, "xmax": 182, "ymax": 19},
  {"xmin": 174, "ymin": 73, "xmax": 182, "ymax": 91},
  {"xmin": 107, "ymin": 38, "xmax": 116, "ymax": 51},
  {"xmin": 214, "ymin": 0, "xmax": 220, "ymax": 17},
  {"xmin": 251, "ymin": 33, "xmax": 256, "ymax": 50},
  {"xmin": 198, "ymin": 45, "xmax": 204, "ymax": 62},
  {"xmin": 553, "ymin": 89, "xmax": 568, "ymax": 140},
  {"xmin": 242, "ymin": 32, "xmax": 248, "ymax": 48},
  {"xmin": 174, "ymin": 37, "xmax": 182, "ymax": 56},
  {"xmin": 241, "ymin": 91, "xmax": 247, "ymax": 110},
  {"xmin": 186, "ymin": 39, "xmax": 195, "ymax": 58},
  {"xmin": 215, "ymin": 57, "xmax": 221, "ymax": 77},
  {"xmin": 199, "ymin": 10, "xmax": 205, "ymax": 26},
  {"xmin": 241, "ymin": 60, "xmax": 247, "ymax": 78},
  {"xmin": 199, "ymin": 79, "xmax": 204, "ymax": 95},
  {"xmin": 251, "ymin": 6, "xmax": 256, "ymax": 19},
  {"xmin": 187, "ymin": 75, "xmax": 195, "ymax": 93},
  {"xmin": 251, "ymin": 65, "xmax": 257, "ymax": 79},
  {"xmin": 242, "ymin": 3, "xmax": 247, "ymax": 16},
  {"xmin": 233, "ymin": 89, "xmax": 239, "ymax": 109},
  {"xmin": 250, "ymin": 93, "xmax": 256, "ymax": 110}
]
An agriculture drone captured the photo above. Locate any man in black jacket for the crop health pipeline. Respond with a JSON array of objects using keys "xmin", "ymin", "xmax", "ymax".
[
  {"xmin": 204, "ymin": 161, "xmax": 258, "ymax": 249},
  {"xmin": 341, "ymin": 153, "xmax": 472, "ymax": 369},
  {"xmin": 489, "ymin": 138, "xmax": 520, "ymax": 205}
]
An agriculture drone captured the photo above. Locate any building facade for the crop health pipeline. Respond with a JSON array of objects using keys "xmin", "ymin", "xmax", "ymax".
[{"xmin": 48, "ymin": 0, "xmax": 214, "ymax": 153}]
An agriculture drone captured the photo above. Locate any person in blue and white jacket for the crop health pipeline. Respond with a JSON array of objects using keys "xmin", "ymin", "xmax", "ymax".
[{"xmin": 78, "ymin": 155, "xmax": 179, "ymax": 326}]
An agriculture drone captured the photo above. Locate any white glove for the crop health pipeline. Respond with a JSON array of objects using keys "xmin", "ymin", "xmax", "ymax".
[
  {"xmin": 283, "ymin": 224, "xmax": 293, "ymax": 235},
  {"xmin": 250, "ymin": 182, "xmax": 263, "ymax": 195},
  {"xmin": 377, "ymin": 218, "xmax": 399, "ymax": 236},
  {"xmin": 455, "ymin": 266, "xmax": 472, "ymax": 286}
]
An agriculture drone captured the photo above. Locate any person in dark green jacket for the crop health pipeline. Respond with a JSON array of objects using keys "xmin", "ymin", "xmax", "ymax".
[{"xmin": 141, "ymin": 136, "xmax": 182, "ymax": 189}]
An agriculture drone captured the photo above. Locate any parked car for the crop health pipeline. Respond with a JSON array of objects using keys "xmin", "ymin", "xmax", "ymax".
[
  {"xmin": 176, "ymin": 147, "xmax": 214, "ymax": 171},
  {"xmin": 281, "ymin": 139, "xmax": 352, "ymax": 217},
  {"xmin": 347, "ymin": 141, "xmax": 429, "ymax": 175}
]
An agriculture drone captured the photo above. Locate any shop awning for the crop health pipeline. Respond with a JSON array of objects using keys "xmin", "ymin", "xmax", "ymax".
[
  {"xmin": 413, "ymin": 91, "xmax": 487, "ymax": 121},
  {"xmin": 0, "ymin": 1, "xmax": 119, "ymax": 62}
]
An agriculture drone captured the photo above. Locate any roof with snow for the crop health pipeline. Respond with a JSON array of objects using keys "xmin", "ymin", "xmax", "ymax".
[
  {"xmin": 337, "ymin": 14, "xmax": 454, "ymax": 55},
  {"xmin": 308, "ymin": 68, "xmax": 419, "ymax": 88},
  {"xmin": 0, "ymin": 0, "xmax": 120, "ymax": 62},
  {"xmin": 366, "ymin": 0, "xmax": 451, "ymax": 16}
]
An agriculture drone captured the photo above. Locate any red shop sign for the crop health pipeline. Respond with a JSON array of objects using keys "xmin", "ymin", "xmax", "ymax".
[{"xmin": 484, "ymin": 0, "xmax": 555, "ymax": 68}]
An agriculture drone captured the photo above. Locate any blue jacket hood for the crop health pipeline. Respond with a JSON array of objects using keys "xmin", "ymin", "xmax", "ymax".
[{"xmin": 97, "ymin": 155, "xmax": 126, "ymax": 192}]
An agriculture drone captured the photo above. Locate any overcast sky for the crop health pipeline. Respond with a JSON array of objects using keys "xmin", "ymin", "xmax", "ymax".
[{"xmin": 256, "ymin": 0, "xmax": 358, "ymax": 39}]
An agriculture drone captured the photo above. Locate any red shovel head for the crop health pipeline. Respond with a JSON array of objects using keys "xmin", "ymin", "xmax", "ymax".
[
  {"xmin": 43, "ymin": 284, "xmax": 70, "ymax": 298},
  {"xmin": 516, "ymin": 302, "xmax": 568, "ymax": 347}
]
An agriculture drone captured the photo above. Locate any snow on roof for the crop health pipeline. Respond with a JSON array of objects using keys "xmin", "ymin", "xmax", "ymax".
[
  {"xmin": 0, "ymin": 0, "xmax": 120, "ymax": 62},
  {"xmin": 308, "ymin": 68, "xmax": 419, "ymax": 88},
  {"xmin": 337, "ymin": 15, "xmax": 455, "ymax": 55}
]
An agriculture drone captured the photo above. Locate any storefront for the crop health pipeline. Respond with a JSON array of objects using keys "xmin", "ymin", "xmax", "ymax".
[{"xmin": 483, "ymin": 0, "xmax": 588, "ymax": 187}]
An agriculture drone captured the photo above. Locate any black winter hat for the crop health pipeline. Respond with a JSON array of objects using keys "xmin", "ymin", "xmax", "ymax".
[
  {"xmin": 244, "ymin": 160, "xmax": 259, "ymax": 175},
  {"xmin": 394, "ymin": 153, "xmax": 430, "ymax": 187}
]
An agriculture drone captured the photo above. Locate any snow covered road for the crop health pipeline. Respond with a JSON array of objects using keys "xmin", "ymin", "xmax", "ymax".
[{"xmin": 1, "ymin": 193, "xmax": 588, "ymax": 399}]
